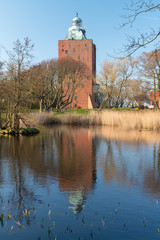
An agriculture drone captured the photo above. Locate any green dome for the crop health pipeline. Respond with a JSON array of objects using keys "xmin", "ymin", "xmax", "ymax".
[
  {"xmin": 65, "ymin": 13, "xmax": 87, "ymax": 40},
  {"xmin": 72, "ymin": 12, "xmax": 82, "ymax": 27}
]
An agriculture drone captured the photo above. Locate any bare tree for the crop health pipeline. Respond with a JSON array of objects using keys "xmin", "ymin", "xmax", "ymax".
[
  {"xmin": 97, "ymin": 58, "xmax": 134, "ymax": 109},
  {"xmin": 0, "ymin": 61, "xmax": 4, "ymax": 128},
  {"xmin": 114, "ymin": 58, "xmax": 135, "ymax": 107},
  {"xmin": 56, "ymin": 57, "xmax": 89, "ymax": 111},
  {"xmin": 6, "ymin": 37, "xmax": 34, "ymax": 131},
  {"xmin": 26, "ymin": 59, "xmax": 58, "ymax": 112},
  {"xmin": 137, "ymin": 49, "xmax": 160, "ymax": 106},
  {"xmin": 121, "ymin": 0, "xmax": 160, "ymax": 56},
  {"xmin": 125, "ymin": 78, "xmax": 150, "ymax": 107},
  {"xmin": 26, "ymin": 57, "xmax": 88, "ymax": 112}
]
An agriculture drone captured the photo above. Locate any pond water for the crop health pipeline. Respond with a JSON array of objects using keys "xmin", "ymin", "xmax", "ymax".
[{"xmin": 0, "ymin": 126, "xmax": 160, "ymax": 240}]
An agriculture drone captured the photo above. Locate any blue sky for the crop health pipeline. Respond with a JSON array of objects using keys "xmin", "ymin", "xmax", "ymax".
[{"xmin": 0, "ymin": 0, "xmax": 159, "ymax": 71}]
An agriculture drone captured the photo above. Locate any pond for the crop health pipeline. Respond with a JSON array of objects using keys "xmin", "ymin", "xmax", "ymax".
[{"xmin": 0, "ymin": 126, "xmax": 160, "ymax": 240}]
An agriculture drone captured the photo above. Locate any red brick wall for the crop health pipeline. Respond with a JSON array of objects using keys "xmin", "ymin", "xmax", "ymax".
[{"xmin": 58, "ymin": 39, "xmax": 96, "ymax": 109}]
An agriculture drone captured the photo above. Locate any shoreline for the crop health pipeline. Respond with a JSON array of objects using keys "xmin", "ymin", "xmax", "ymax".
[{"xmin": 2, "ymin": 109, "xmax": 160, "ymax": 135}]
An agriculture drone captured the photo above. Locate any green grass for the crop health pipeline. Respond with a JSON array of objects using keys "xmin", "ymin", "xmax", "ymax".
[
  {"xmin": 68, "ymin": 109, "xmax": 92, "ymax": 115},
  {"xmin": 110, "ymin": 107, "xmax": 133, "ymax": 111},
  {"xmin": 1, "ymin": 113, "xmax": 7, "ymax": 120},
  {"xmin": 53, "ymin": 111, "xmax": 67, "ymax": 118},
  {"xmin": 53, "ymin": 108, "xmax": 97, "ymax": 118}
]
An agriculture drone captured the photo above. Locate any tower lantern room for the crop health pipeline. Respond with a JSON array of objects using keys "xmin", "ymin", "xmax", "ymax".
[{"xmin": 65, "ymin": 12, "xmax": 86, "ymax": 40}]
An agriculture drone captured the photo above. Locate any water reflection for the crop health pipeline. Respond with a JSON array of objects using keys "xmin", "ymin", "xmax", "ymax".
[
  {"xmin": 1, "ymin": 126, "xmax": 160, "ymax": 238},
  {"xmin": 93, "ymin": 127, "xmax": 160, "ymax": 197},
  {"xmin": 57, "ymin": 127, "xmax": 96, "ymax": 213},
  {"xmin": 143, "ymin": 143, "xmax": 160, "ymax": 195},
  {"xmin": 0, "ymin": 127, "xmax": 97, "ymax": 214},
  {"xmin": 1, "ymin": 127, "xmax": 160, "ymax": 203}
]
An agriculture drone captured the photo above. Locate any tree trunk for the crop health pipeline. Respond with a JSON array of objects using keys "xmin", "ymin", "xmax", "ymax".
[
  {"xmin": 0, "ymin": 112, "xmax": 2, "ymax": 129},
  {"xmin": 13, "ymin": 109, "xmax": 20, "ymax": 132},
  {"xmin": 39, "ymin": 99, "xmax": 43, "ymax": 112},
  {"xmin": 154, "ymin": 76, "xmax": 156, "ymax": 107},
  {"xmin": 158, "ymin": 72, "xmax": 160, "ymax": 108}
]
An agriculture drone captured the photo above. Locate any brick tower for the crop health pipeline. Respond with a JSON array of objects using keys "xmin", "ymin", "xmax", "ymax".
[{"xmin": 58, "ymin": 13, "xmax": 96, "ymax": 109}]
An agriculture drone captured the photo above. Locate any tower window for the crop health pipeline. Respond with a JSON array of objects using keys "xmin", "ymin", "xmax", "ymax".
[
  {"xmin": 73, "ymin": 48, "xmax": 75, "ymax": 52},
  {"xmin": 74, "ymin": 96, "xmax": 77, "ymax": 100},
  {"xmin": 62, "ymin": 45, "xmax": 64, "ymax": 47},
  {"xmin": 65, "ymin": 50, "xmax": 68, "ymax": 54},
  {"xmin": 62, "ymin": 49, "xmax": 64, "ymax": 52}
]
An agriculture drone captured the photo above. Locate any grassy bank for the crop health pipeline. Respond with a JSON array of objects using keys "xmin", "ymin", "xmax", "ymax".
[{"xmin": 29, "ymin": 109, "xmax": 160, "ymax": 132}]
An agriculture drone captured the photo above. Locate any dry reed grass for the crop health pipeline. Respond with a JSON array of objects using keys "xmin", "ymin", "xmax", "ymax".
[
  {"xmin": 29, "ymin": 110, "xmax": 160, "ymax": 132},
  {"xmin": 29, "ymin": 112, "xmax": 60, "ymax": 125},
  {"xmin": 61, "ymin": 114, "xmax": 90, "ymax": 125},
  {"xmin": 94, "ymin": 110, "xmax": 160, "ymax": 131}
]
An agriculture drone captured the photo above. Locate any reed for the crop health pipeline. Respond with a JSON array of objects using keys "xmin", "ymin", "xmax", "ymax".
[
  {"xmin": 30, "ymin": 112, "xmax": 60, "ymax": 125},
  {"xmin": 30, "ymin": 110, "xmax": 160, "ymax": 132},
  {"xmin": 95, "ymin": 110, "xmax": 160, "ymax": 131}
]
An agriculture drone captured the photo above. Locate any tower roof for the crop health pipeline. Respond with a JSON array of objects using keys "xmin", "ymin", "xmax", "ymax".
[{"xmin": 65, "ymin": 13, "xmax": 87, "ymax": 40}]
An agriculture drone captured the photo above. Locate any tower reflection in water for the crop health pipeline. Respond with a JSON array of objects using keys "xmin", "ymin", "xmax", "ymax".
[{"xmin": 57, "ymin": 127, "xmax": 96, "ymax": 214}]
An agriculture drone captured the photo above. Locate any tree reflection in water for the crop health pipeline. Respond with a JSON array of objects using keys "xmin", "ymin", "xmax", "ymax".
[
  {"xmin": 143, "ymin": 142, "xmax": 160, "ymax": 195},
  {"xmin": 94, "ymin": 127, "xmax": 160, "ymax": 197},
  {"xmin": 0, "ymin": 126, "xmax": 160, "ymax": 239}
]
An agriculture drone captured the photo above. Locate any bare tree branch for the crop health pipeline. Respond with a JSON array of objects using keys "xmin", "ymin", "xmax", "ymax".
[{"xmin": 120, "ymin": 0, "xmax": 160, "ymax": 56}]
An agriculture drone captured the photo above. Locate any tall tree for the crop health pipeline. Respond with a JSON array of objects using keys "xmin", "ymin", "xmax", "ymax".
[
  {"xmin": 6, "ymin": 37, "xmax": 34, "ymax": 131},
  {"xmin": 97, "ymin": 58, "xmax": 134, "ymax": 109},
  {"xmin": 138, "ymin": 49, "xmax": 160, "ymax": 106},
  {"xmin": 26, "ymin": 59, "xmax": 58, "ymax": 112},
  {"xmin": 0, "ymin": 60, "xmax": 4, "ymax": 128}
]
